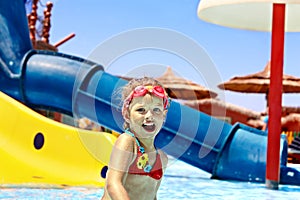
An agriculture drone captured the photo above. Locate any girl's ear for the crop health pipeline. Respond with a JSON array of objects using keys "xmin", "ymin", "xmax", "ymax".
[
  {"xmin": 163, "ymin": 110, "xmax": 168, "ymax": 119},
  {"xmin": 122, "ymin": 109, "xmax": 131, "ymax": 123}
]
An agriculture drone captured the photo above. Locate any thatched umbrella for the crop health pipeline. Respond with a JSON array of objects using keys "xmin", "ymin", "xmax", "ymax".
[
  {"xmin": 156, "ymin": 67, "xmax": 217, "ymax": 100},
  {"xmin": 183, "ymin": 98, "xmax": 264, "ymax": 128},
  {"xmin": 218, "ymin": 61, "xmax": 300, "ymax": 94}
]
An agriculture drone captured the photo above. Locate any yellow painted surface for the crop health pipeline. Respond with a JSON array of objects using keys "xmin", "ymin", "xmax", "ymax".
[{"xmin": 0, "ymin": 92, "xmax": 116, "ymax": 188}]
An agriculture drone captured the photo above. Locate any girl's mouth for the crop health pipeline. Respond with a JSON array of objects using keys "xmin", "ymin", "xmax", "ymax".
[{"xmin": 142, "ymin": 122, "xmax": 156, "ymax": 132}]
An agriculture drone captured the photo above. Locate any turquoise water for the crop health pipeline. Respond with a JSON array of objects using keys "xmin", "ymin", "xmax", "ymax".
[{"xmin": 1, "ymin": 159, "xmax": 299, "ymax": 200}]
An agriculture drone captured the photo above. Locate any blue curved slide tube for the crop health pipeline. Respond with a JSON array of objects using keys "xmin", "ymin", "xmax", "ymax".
[{"xmin": 0, "ymin": 0, "xmax": 299, "ymax": 185}]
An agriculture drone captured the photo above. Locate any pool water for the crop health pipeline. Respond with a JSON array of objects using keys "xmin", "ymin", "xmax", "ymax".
[{"xmin": 1, "ymin": 159, "xmax": 299, "ymax": 199}]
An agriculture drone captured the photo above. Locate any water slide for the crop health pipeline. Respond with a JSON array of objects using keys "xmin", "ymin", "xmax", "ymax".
[
  {"xmin": 0, "ymin": 91, "xmax": 116, "ymax": 187},
  {"xmin": 0, "ymin": 0, "xmax": 299, "ymax": 187}
]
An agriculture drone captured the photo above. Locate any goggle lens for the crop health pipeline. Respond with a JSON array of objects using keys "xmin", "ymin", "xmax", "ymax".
[{"xmin": 126, "ymin": 85, "xmax": 169, "ymax": 109}]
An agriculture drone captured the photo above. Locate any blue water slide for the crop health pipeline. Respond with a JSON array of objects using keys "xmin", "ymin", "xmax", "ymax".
[{"xmin": 1, "ymin": 0, "xmax": 299, "ymax": 185}]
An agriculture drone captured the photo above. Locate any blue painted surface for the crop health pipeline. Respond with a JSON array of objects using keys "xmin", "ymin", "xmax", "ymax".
[{"xmin": 0, "ymin": 0, "xmax": 299, "ymax": 185}]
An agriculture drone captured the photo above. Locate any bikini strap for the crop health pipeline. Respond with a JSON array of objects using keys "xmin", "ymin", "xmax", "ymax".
[{"xmin": 125, "ymin": 129, "xmax": 145, "ymax": 153}]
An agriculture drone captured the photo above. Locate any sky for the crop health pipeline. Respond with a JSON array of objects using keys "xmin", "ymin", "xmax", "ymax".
[{"xmin": 34, "ymin": 0, "xmax": 300, "ymax": 112}]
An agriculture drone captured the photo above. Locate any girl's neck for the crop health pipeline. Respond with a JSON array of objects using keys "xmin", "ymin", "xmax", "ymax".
[
  {"xmin": 138, "ymin": 138, "xmax": 156, "ymax": 152},
  {"xmin": 126, "ymin": 129, "xmax": 156, "ymax": 152}
]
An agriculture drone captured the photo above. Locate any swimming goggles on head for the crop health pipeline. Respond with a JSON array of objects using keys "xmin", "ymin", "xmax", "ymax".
[{"xmin": 124, "ymin": 85, "xmax": 169, "ymax": 109}]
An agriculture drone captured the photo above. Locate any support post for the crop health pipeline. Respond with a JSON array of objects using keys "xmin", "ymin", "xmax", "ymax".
[{"xmin": 266, "ymin": 3, "xmax": 285, "ymax": 190}]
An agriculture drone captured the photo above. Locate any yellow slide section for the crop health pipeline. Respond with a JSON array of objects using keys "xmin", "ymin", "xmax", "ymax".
[{"xmin": 0, "ymin": 92, "xmax": 117, "ymax": 188}]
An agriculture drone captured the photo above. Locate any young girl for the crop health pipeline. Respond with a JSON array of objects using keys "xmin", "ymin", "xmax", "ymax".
[{"xmin": 101, "ymin": 77, "xmax": 169, "ymax": 200}]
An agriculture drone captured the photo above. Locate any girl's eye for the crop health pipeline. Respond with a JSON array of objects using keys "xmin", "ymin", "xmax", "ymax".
[
  {"xmin": 136, "ymin": 108, "xmax": 146, "ymax": 113},
  {"xmin": 153, "ymin": 107, "xmax": 162, "ymax": 113}
]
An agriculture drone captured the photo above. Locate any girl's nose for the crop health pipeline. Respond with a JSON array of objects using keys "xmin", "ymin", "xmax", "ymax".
[{"xmin": 145, "ymin": 110, "xmax": 153, "ymax": 120}]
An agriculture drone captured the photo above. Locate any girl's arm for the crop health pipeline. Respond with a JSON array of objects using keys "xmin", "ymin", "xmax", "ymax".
[
  {"xmin": 154, "ymin": 150, "xmax": 168, "ymax": 200},
  {"xmin": 106, "ymin": 170, "xmax": 129, "ymax": 200},
  {"xmin": 105, "ymin": 134, "xmax": 134, "ymax": 200}
]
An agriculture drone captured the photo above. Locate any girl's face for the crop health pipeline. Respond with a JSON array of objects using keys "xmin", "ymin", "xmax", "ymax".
[{"xmin": 126, "ymin": 93, "xmax": 167, "ymax": 138}]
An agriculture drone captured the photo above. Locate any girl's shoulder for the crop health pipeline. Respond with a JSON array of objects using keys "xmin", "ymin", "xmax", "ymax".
[
  {"xmin": 157, "ymin": 149, "xmax": 167, "ymax": 156},
  {"xmin": 118, "ymin": 132, "xmax": 135, "ymax": 140},
  {"xmin": 113, "ymin": 132, "xmax": 136, "ymax": 151},
  {"xmin": 157, "ymin": 149, "xmax": 168, "ymax": 167}
]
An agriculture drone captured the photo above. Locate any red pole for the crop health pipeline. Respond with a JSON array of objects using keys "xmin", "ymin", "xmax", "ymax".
[
  {"xmin": 266, "ymin": 3, "xmax": 285, "ymax": 190},
  {"xmin": 53, "ymin": 33, "xmax": 76, "ymax": 47}
]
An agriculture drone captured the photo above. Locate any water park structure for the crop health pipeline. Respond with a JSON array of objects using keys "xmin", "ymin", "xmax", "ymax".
[{"xmin": 0, "ymin": 0, "xmax": 300, "ymax": 188}]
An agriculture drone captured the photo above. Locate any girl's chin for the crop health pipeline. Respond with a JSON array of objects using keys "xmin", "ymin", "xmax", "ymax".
[{"xmin": 138, "ymin": 128, "xmax": 158, "ymax": 138}]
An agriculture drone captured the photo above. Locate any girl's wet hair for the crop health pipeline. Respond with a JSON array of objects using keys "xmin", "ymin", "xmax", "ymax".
[{"xmin": 121, "ymin": 77, "xmax": 169, "ymax": 130}]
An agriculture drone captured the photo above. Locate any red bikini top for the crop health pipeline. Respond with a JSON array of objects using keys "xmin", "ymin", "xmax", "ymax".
[
  {"xmin": 128, "ymin": 149, "xmax": 163, "ymax": 180},
  {"xmin": 125, "ymin": 129, "xmax": 163, "ymax": 180}
]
